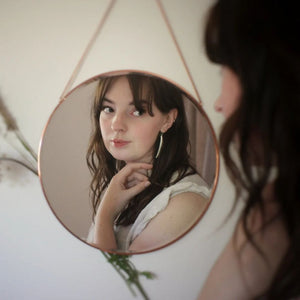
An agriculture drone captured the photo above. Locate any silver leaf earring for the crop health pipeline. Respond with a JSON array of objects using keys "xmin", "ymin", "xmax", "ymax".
[{"xmin": 155, "ymin": 132, "xmax": 164, "ymax": 159}]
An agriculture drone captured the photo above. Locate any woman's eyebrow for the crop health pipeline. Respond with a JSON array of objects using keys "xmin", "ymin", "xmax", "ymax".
[
  {"xmin": 131, "ymin": 100, "xmax": 148, "ymax": 105},
  {"xmin": 102, "ymin": 97, "xmax": 114, "ymax": 103},
  {"xmin": 126, "ymin": 100, "xmax": 148, "ymax": 107},
  {"xmin": 102, "ymin": 98, "xmax": 148, "ymax": 106}
]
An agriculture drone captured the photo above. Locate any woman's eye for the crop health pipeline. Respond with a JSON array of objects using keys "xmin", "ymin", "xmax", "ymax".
[
  {"xmin": 132, "ymin": 108, "xmax": 146, "ymax": 117},
  {"xmin": 102, "ymin": 106, "xmax": 114, "ymax": 114}
]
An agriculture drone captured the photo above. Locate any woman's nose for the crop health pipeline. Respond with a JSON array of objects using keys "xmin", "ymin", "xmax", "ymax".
[
  {"xmin": 214, "ymin": 96, "xmax": 223, "ymax": 113},
  {"xmin": 111, "ymin": 113, "xmax": 127, "ymax": 132}
]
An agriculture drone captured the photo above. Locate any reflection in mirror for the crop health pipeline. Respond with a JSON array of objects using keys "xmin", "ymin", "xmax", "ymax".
[{"xmin": 39, "ymin": 70, "xmax": 219, "ymax": 254}]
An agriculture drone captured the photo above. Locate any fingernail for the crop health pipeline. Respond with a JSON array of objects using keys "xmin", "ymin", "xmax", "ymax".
[{"xmin": 144, "ymin": 181, "xmax": 151, "ymax": 187}]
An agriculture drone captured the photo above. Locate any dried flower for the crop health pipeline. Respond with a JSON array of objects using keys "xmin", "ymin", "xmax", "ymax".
[
  {"xmin": 0, "ymin": 94, "xmax": 18, "ymax": 131},
  {"xmin": 0, "ymin": 94, "xmax": 37, "ymax": 162}
]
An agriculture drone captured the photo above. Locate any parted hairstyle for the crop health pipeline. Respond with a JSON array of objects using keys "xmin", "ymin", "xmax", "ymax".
[
  {"xmin": 205, "ymin": 0, "xmax": 300, "ymax": 299},
  {"xmin": 86, "ymin": 73, "xmax": 196, "ymax": 226}
]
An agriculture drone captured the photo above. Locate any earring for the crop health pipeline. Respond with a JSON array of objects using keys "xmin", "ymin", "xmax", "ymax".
[{"xmin": 155, "ymin": 132, "xmax": 164, "ymax": 159}]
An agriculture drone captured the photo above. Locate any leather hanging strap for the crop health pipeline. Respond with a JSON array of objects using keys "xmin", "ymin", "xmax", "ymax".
[
  {"xmin": 60, "ymin": 0, "xmax": 201, "ymax": 105},
  {"xmin": 156, "ymin": 0, "xmax": 202, "ymax": 104},
  {"xmin": 59, "ymin": 0, "xmax": 116, "ymax": 101}
]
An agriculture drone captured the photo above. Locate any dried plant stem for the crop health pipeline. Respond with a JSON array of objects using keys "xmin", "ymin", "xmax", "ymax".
[
  {"xmin": 2, "ymin": 132, "xmax": 37, "ymax": 171},
  {"xmin": 0, "ymin": 157, "xmax": 38, "ymax": 175},
  {"xmin": 14, "ymin": 129, "xmax": 38, "ymax": 161},
  {"xmin": 0, "ymin": 95, "xmax": 18, "ymax": 131}
]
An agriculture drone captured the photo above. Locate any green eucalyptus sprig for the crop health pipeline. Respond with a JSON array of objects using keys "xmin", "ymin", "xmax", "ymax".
[
  {"xmin": 0, "ymin": 95, "xmax": 155, "ymax": 299},
  {"xmin": 102, "ymin": 252, "xmax": 155, "ymax": 299}
]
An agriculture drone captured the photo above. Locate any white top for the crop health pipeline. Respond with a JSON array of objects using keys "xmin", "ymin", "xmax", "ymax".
[{"xmin": 87, "ymin": 173, "xmax": 210, "ymax": 251}]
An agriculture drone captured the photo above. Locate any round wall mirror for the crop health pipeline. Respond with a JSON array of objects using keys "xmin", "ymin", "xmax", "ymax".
[{"xmin": 38, "ymin": 70, "xmax": 219, "ymax": 254}]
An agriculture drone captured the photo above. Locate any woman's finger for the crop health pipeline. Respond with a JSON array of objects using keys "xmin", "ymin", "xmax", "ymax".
[
  {"xmin": 119, "ymin": 163, "xmax": 152, "ymax": 178},
  {"xmin": 125, "ymin": 180, "xmax": 151, "ymax": 199},
  {"xmin": 125, "ymin": 171, "xmax": 150, "ymax": 189},
  {"xmin": 126, "ymin": 172, "xmax": 148, "ymax": 183},
  {"xmin": 112, "ymin": 163, "xmax": 152, "ymax": 188},
  {"xmin": 126, "ymin": 178, "xmax": 146, "ymax": 189}
]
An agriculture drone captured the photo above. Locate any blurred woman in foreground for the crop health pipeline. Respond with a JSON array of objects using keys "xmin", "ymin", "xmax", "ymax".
[{"xmin": 199, "ymin": 0, "xmax": 300, "ymax": 299}]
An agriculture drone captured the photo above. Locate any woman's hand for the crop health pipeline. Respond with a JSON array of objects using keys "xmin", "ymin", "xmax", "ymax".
[
  {"xmin": 98, "ymin": 162, "xmax": 152, "ymax": 220},
  {"xmin": 92, "ymin": 163, "xmax": 152, "ymax": 250}
]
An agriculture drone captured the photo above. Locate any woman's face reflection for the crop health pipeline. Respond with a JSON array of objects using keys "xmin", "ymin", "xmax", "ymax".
[{"xmin": 99, "ymin": 76, "xmax": 175, "ymax": 163}]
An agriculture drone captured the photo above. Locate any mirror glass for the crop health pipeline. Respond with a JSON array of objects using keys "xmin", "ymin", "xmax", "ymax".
[{"xmin": 39, "ymin": 70, "xmax": 219, "ymax": 254}]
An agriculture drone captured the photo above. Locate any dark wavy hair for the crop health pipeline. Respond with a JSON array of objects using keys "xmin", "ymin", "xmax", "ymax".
[
  {"xmin": 86, "ymin": 73, "xmax": 196, "ymax": 226},
  {"xmin": 205, "ymin": 0, "xmax": 300, "ymax": 299}
]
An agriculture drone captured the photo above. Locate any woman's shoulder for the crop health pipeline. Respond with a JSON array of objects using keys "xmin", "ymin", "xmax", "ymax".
[
  {"xmin": 198, "ymin": 182, "xmax": 289, "ymax": 299},
  {"xmin": 133, "ymin": 171, "xmax": 210, "ymax": 229},
  {"xmin": 169, "ymin": 171, "xmax": 211, "ymax": 198},
  {"xmin": 233, "ymin": 203, "xmax": 289, "ymax": 297},
  {"xmin": 128, "ymin": 189, "xmax": 208, "ymax": 251},
  {"xmin": 126, "ymin": 172, "xmax": 210, "ymax": 251}
]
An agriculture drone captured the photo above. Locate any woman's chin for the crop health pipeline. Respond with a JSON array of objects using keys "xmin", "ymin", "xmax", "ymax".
[
  {"xmin": 112, "ymin": 155, "xmax": 140, "ymax": 163},
  {"xmin": 110, "ymin": 151, "xmax": 153, "ymax": 165}
]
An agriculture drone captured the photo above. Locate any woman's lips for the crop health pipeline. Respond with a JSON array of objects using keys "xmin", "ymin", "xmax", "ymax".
[{"xmin": 110, "ymin": 139, "xmax": 130, "ymax": 148}]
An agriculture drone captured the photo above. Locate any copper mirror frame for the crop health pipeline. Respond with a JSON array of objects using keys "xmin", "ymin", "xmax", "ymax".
[{"xmin": 38, "ymin": 69, "xmax": 219, "ymax": 254}]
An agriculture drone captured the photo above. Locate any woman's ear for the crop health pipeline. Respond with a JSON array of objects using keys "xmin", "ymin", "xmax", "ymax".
[{"xmin": 161, "ymin": 108, "xmax": 178, "ymax": 133}]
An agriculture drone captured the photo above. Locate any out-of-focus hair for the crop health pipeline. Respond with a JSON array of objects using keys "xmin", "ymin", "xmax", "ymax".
[{"xmin": 205, "ymin": 0, "xmax": 300, "ymax": 299}]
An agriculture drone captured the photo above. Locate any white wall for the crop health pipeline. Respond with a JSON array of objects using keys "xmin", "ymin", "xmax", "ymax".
[{"xmin": 0, "ymin": 1, "xmax": 242, "ymax": 299}]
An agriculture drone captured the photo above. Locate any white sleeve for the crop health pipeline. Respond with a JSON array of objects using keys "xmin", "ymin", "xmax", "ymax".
[{"xmin": 126, "ymin": 175, "xmax": 210, "ymax": 247}]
